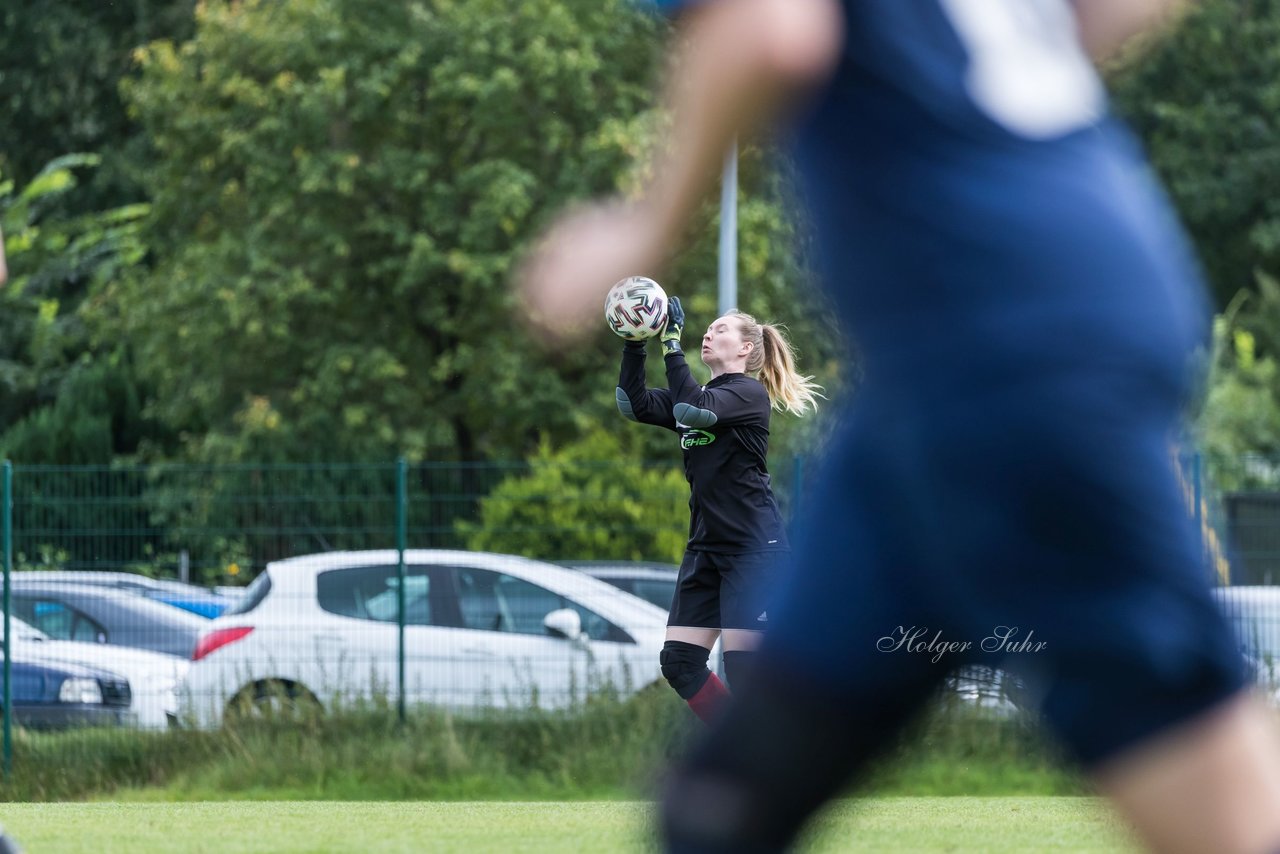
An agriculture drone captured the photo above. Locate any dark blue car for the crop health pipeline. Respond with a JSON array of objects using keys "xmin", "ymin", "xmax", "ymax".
[{"xmin": 4, "ymin": 656, "xmax": 132, "ymax": 730}]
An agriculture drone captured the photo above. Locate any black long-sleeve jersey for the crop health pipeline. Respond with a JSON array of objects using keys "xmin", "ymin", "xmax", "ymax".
[{"xmin": 616, "ymin": 343, "xmax": 788, "ymax": 553}]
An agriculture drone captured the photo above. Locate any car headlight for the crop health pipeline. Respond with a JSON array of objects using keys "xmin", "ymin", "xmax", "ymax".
[{"xmin": 59, "ymin": 677, "xmax": 104, "ymax": 705}]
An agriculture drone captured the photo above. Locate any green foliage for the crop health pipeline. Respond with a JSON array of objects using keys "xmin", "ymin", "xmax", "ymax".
[
  {"xmin": 2, "ymin": 687, "xmax": 692, "ymax": 802},
  {"xmin": 105, "ymin": 0, "xmax": 839, "ymax": 466},
  {"xmin": 459, "ymin": 427, "xmax": 688, "ymax": 562},
  {"xmin": 1110, "ymin": 0, "xmax": 1280, "ymax": 307},
  {"xmin": 1197, "ymin": 275, "xmax": 1280, "ymax": 489},
  {"xmin": 866, "ymin": 697, "xmax": 1082, "ymax": 797},
  {"xmin": 0, "ymin": 0, "xmax": 195, "ymax": 211},
  {"xmin": 139, "ymin": 462, "xmax": 402, "ymax": 579},
  {"xmin": 0, "ymin": 156, "xmax": 159, "ymax": 463},
  {"xmin": 113, "ymin": 0, "xmax": 660, "ymax": 464},
  {"xmin": 0, "ymin": 693, "xmax": 1076, "ymax": 803}
]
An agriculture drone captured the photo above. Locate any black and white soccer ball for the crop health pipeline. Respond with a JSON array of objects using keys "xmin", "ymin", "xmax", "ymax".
[{"xmin": 604, "ymin": 276, "xmax": 668, "ymax": 341}]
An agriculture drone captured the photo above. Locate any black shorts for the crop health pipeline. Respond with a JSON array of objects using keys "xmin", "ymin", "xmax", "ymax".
[{"xmin": 668, "ymin": 549, "xmax": 784, "ymax": 632}]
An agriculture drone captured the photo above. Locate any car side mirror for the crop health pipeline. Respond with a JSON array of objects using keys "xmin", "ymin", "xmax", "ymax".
[{"xmin": 543, "ymin": 608, "xmax": 586, "ymax": 646}]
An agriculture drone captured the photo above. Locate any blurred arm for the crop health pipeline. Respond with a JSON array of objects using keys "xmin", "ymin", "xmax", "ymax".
[
  {"xmin": 515, "ymin": 0, "xmax": 843, "ymax": 341},
  {"xmin": 641, "ymin": 0, "xmax": 845, "ymax": 249}
]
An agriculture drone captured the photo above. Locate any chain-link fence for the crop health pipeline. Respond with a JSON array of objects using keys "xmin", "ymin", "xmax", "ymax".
[
  {"xmin": 0, "ymin": 457, "xmax": 743, "ymax": 771},
  {"xmin": 1, "ymin": 454, "xmax": 1279, "ymax": 772}
]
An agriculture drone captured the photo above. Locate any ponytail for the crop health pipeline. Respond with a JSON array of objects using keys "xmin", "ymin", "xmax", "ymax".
[{"xmin": 731, "ymin": 311, "xmax": 824, "ymax": 417}]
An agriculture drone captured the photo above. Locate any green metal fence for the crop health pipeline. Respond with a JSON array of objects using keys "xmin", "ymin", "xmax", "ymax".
[
  {"xmin": 0, "ymin": 457, "xmax": 713, "ymax": 772},
  {"xmin": 1, "ymin": 458, "xmax": 729, "ymax": 583},
  {"xmin": 1, "ymin": 453, "xmax": 1278, "ymax": 776}
]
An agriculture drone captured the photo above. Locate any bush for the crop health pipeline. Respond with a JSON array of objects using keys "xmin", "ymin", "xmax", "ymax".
[{"xmin": 458, "ymin": 427, "xmax": 689, "ymax": 562}]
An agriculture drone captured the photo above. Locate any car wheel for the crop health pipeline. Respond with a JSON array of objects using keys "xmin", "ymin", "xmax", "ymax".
[{"xmin": 226, "ymin": 680, "xmax": 321, "ymax": 724}]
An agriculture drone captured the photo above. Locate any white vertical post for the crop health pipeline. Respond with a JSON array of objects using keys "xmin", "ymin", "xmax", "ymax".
[{"xmin": 718, "ymin": 142, "xmax": 738, "ymax": 316}]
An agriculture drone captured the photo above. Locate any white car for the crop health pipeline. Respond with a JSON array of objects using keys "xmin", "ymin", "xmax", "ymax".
[
  {"xmin": 5, "ymin": 616, "xmax": 188, "ymax": 729},
  {"xmin": 559, "ymin": 561, "xmax": 679, "ymax": 611},
  {"xmin": 1213, "ymin": 585, "xmax": 1280, "ymax": 695},
  {"xmin": 179, "ymin": 550, "xmax": 669, "ymax": 727}
]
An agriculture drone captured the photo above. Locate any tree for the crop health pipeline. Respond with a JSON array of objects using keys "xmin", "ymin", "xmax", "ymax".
[
  {"xmin": 1109, "ymin": 0, "xmax": 1280, "ymax": 308},
  {"xmin": 112, "ymin": 0, "xmax": 843, "ymax": 465},
  {"xmin": 0, "ymin": 155, "xmax": 158, "ymax": 463},
  {"xmin": 1197, "ymin": 275, "xmax": 1280, "ymax": 490},
  {"xmin": 0, "ymin": 0, "xmax": 196, "ymax": 211}
]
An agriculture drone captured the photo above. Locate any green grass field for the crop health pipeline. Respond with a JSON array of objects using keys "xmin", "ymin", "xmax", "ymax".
[{"xmin": 0, "ymin": 798, "xmax": 1138, "ymax": 853}]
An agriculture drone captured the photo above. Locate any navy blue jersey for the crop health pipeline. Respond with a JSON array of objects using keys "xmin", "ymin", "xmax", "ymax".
[
  {"xmin": 649, "ymin": 0, "xmax": 1106, "ymax": 142},
  {"xmin": 616, "ymin": 345, "xmax": 788, "ymax": 553},
  {"xmin": 653, "ymin": 0, "xmax": 1208, "ymax": 393}
]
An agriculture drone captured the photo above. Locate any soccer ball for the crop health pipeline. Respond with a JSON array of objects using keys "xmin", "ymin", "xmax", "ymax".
[{"xmin": 604, "ymin": 276, "xmax": 668, "ymax": 341}]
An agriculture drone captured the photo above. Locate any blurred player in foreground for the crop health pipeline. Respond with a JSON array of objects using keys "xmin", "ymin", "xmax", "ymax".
[
  {"xmin": 616, "ymin": 295, "xmax": 821, "ymax": 721},
  {"xmin": 517, "ymin": 0, "xmax": 1280, "ymax": 851}
]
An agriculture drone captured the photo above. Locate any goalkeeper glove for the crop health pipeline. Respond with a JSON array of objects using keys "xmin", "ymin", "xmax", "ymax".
[{"xmin": 661, "ymin": 296, "xmax": 685, "ymax": 356}]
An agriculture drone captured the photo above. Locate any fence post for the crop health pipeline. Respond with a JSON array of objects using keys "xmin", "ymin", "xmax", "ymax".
[
  {"xmin": 3, "ymin": 461, "xmax": 12, "ymax": 777},
  {"xmin": 396, "ymin": 457, "xmax": 408, "ymax": 725}
]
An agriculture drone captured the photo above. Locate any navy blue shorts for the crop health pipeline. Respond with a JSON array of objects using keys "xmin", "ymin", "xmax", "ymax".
[
  {"xmin": 669, "ymin": 550, "xmax": 782, "ymax": 632},
  {"xmin": 762, "ymin": 107, "xmax": 1249, "ymax": 768},
  {"xmin": 760, "ymin": 373, "xmax": 1247, "ymax": 767}
]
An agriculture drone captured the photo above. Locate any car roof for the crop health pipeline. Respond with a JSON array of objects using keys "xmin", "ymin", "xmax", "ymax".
[
  {"xmin": 556, "ymin": 561, "xmax": 678, "ymax": 580},
  {"xmin": 13, "ymin": 571, "xmax": 226, "ymax": 597},
  {"xmin": 558, "ymin": 560, "xmax": 679, "ymax": 570},
  {"xmin": 261, "ymin": 550, "xmax": 668, "ymax": 624},
  {"xmin": 5, "ymin": 581, "xmax": 210, "ymax": 626},
  {"xmin": 576, "ymin": 566, "xmax": 678, "ymax": 581}
]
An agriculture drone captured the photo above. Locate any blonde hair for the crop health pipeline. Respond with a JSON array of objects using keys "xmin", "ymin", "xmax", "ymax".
[{"xmin": 730, "ymin": 311, "xmax": 824, "ymax": 417}]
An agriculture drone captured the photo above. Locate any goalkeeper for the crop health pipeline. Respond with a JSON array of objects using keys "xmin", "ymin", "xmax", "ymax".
[{"xmin": 615, "ymin": 295, "xmax": 821, "ymax": 722}]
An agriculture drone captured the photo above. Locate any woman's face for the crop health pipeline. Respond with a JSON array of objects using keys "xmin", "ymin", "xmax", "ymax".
[{"xmin": 700, "ymin": 315, "xmax": 749, "ymax": 373}]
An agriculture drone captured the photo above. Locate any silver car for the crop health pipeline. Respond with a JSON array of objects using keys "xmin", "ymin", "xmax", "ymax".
[{"xmin": 5, "ymin": 580, "xmax": 206, "ymax": 658}]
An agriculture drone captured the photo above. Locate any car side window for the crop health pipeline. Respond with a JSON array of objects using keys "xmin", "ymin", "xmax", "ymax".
[
  {"xmin": 316, "ymin": 565, "xmax": 436, "ymax": 626},
  {"xmin": 16, "ymin": 599, "xmax": 107, "ymax": 643},
  {"xmin": 494, "ymin": 573, "xmax": 564, "ymax": 635},
  {"xmin": 452, "ymin": 568, "xmax": 507, "ymax": 632},
  {"xmin": 450, "ymin": 567, "xmax": 631, "ymax": 642}
]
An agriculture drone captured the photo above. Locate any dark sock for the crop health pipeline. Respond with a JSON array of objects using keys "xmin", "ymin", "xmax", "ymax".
[{"xmin": 723, "ymin": 650, "xmax": 756, "ymax": 693}]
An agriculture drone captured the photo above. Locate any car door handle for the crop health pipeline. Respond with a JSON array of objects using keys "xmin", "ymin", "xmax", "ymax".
[{"xmin": 460, "ymin": 647, "xmax": 495, "ymax": 658}]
